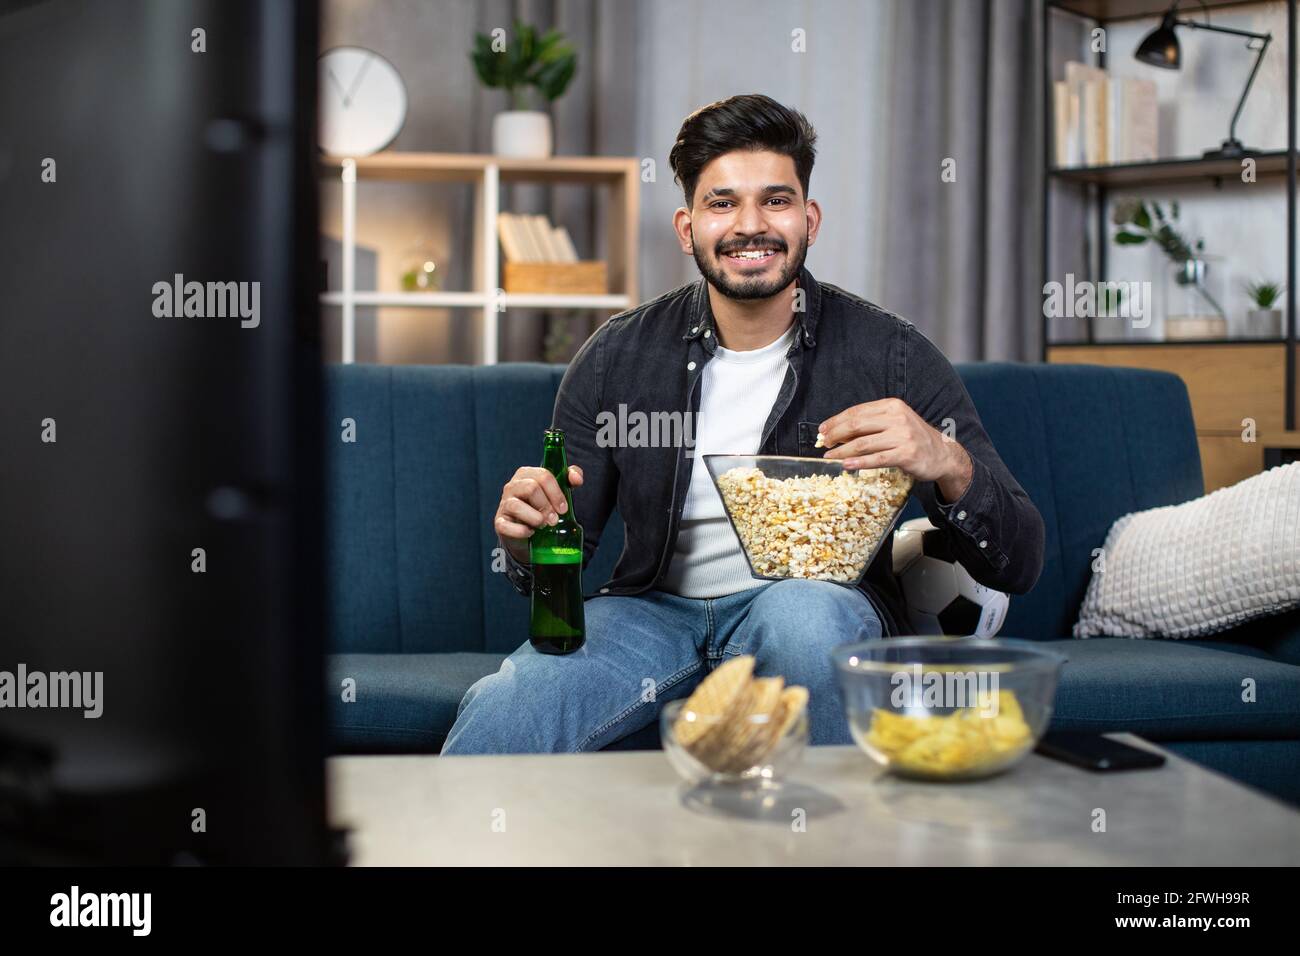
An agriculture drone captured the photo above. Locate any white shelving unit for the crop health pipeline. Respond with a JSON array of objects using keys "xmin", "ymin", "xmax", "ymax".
[{"xmin": 321, "ymin": 152, "xmax": 641, "ymax": 365}]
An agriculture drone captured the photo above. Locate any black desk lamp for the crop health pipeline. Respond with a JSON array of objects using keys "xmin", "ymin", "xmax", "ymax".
[{"xmin": 1135, "ymin": 2, "xmax": 1272, "ymax": 159}]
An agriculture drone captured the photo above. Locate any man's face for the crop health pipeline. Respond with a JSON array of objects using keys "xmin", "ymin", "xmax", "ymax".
[{"xmin": 675, "ymin": 149, "xmax": 820, "ymax": 301}]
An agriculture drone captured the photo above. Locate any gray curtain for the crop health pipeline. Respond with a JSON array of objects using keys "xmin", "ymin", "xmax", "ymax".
[{"xmin": 877, "ymin": 0, "xmax": 1047, "ymax": 362}]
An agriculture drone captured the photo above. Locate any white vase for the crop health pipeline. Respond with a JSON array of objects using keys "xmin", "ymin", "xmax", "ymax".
[
  {"xmin": 492, "ymin": 110, "xmax": 552, "ymax": 158},
  {"xmin": 1244, "ymin": 309, "xmax": 1283, "ymax": 338}
]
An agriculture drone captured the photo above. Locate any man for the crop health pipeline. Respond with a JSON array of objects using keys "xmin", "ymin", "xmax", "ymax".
[{"xmin": 442, "ymin": 93, "xmax": 1043, "ymax": 754}]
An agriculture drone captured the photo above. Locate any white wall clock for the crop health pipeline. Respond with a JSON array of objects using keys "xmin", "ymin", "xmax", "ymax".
[{"xmin": 318, "ymin": 46, "xmax": 407, "ymax": 156}]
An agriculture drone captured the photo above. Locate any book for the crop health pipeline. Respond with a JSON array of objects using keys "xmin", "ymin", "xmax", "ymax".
[
  {"xmin": 1053, "ymin": 81, "xmax": 1070, "ymax": 166},
  {"xmin": 1056, "ymin": 63, "xmax": 1159, "ymax": 167},
  {"xmin": 530, "ymin": 215, "xmax": 560, "ymax": 261},
  {"xmin": 1125, "ymin": 78, "xmax": 1158, "ymax": 162},
  {"xmin": 1064, "ymin": 61, "xmax": 1107, "ymax": 167},
  {"xmin": 498, "ymin": 215, "xmax": 584, "ymax": 264},
  {"xmin": 497, "ymin": 212, "xmax": 525, "ymax": 263},
  {"xmin": 1109, "ymin": 76, "xmax": 1126, "ymax": 164},
  {"xmin": 515, "ymin": 213, "xmax": 545, "ymax": 261},
  {"xmin": 551, "ymin": 225, "xmax": 579, "ymax": 263},
  {"xmin": 1085, "ymin": 76, "xmax": 1107, "ymax": 165}
]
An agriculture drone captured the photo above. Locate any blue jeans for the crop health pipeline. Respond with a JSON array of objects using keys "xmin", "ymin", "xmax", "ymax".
[{"xmin": 440, "ymin": 579, "xmax": 883, "ymax": 755}]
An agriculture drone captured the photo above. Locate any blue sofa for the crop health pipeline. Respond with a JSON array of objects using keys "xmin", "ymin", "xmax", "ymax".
[{"xmin": 323, "ymin": 362, "xmax": 1300, "ymax": 804}]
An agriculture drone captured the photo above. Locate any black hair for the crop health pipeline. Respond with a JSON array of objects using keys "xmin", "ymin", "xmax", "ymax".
[{"xmin": 667, "ymin": 93, "xmax": 818, "ymax": 208}]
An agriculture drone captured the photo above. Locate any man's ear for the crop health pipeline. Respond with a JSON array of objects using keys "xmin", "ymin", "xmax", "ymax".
[
  {"xmin": 805, "ymin": 198, "xmax": 822, "ymax": 248},
  {"xmin": 672, "ymin": 207, "xmax": 694, "ymax": 254}
]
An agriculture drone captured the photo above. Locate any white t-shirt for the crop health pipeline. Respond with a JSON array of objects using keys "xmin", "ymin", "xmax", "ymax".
[{"xmin": 658, "ymin": 322, "xmax": 797, "ymax": 598}]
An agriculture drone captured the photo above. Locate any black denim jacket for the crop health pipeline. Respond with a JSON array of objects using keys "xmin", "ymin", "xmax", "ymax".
[{"xmin": 505, "ymin": 265, "xmax": 1045, "ymax": 636}]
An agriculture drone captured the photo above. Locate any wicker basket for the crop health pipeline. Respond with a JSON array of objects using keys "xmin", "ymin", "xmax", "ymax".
[{"xmin": 503, "ymin": 261, "xmax": 607, "ymax": 295}]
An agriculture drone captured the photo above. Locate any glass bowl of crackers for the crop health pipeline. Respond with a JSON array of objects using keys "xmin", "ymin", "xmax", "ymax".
[
  {"xmin": 704, "ymin": 454, "xmax": 913, "ymax": 585},
  {"xmin": 661, "ymin": 655, "xmax": 809, "ymax": 785},
  {"xmin": 831, "ymin": 637, "xmax": 1065, "ymax": 781}
]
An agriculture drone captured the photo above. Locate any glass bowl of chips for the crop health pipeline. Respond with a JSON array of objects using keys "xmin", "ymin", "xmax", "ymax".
[
  {"xmin": 704, "ymin": 455, "xmax": 913, "ymax": 586},
  {"xmin": 831, "ymin": 637, "xmax": 1065, "ymax": 781},
  {"xmin": 660, "ymin": 656, "xmax": 809, "ymax": 785}
]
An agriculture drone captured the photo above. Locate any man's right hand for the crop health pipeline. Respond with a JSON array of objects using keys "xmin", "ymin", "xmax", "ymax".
[{"xmin": 494, "ymin": 464, "xmax": 584, "ymax": 564}]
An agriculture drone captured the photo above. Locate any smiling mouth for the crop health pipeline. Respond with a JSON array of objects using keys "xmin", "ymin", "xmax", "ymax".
[{"xmin": 723, "ymin": 247, "xmax": 781, "ymax": 264}]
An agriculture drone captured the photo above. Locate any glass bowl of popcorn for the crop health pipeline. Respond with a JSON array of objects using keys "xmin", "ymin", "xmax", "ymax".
[
  {"xmin": 831, "ymin": 637, "xmax": 1066, "ymax": 781},
  {"xmin": 704, "ymin": 454, "xmax": 914, "ymax": 585}
]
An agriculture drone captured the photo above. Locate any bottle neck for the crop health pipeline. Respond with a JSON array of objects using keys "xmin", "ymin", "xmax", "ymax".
[{"xmin": 541, "ymin": 440, "xmax": 576, "ymax": 519}]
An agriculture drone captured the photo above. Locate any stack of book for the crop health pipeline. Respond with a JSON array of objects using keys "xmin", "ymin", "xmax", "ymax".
[
  {"xmin": 1054, "ymin": 62, "xmax": 1158, "ymax": 168},
  {"xmin": 497, "ymin": 212, "xmax": 607, "ymax": 294},
  {"xmin": 497, "ymin": 212, "xmax": 580, "ymax": 263}
]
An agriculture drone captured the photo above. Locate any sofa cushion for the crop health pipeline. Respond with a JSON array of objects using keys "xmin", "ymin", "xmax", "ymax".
[
  {"xmin": 1164, "ymin": 740, "xmax": 1300, "ymax": 805},
  {"xmin": 969, "ymin": 363, "xmax": 1204, "ymax": 642},
  {"xmin": 1041, "ymin": 638, "xmax": 1300, "ymax": 739},
  {"xmin": 896, "ymin": 364, "xmax": 1204, "ymax": 643},
  {"xmin": 1231, "ymin": 608, "xmax": 1300, "ymax": 667},
  {"xmin": 324, "ymin": 366, "xmax": 488, "ymax": 653},
  {"xmin": 327, "ymin": 652, "xmax": 505, "ymax": 753},
  {"xmin": 468, "ymin": 363, "xmax": 626, "ymax": 654},
  {"xmin": 325, "ymin": 363, "xmax": 628, "ymax": 656},
  {"xmin": 1074, "ymin": 462, "xmax": 1300, "ymax": 639}
]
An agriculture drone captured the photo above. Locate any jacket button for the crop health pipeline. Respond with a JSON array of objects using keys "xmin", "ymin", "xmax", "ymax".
[
  {"xmin": 956, "ymin": 510, "xmax": 967, "ymax": 520},
  {"xmin": 687, "ymin": 361, "xmax": 696, "ymax": 371},
  {"xmin": 703, "ymin": 329, "xmax": 711, "ymax": 339},
  {"xmin": 599, "ymin": 587, "xmax": 610, "ymax": 594},
  {"xmin": 978, "ymin": 540, "xmax": 988, "ymax": 549},
  {"xmin": 690, "ymin": 326, "xmax": 698, "ymax": 334}
]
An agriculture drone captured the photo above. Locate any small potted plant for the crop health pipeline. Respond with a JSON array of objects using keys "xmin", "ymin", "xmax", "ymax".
[
  {"xmin": 1114, "ymin": 198, "xmax": 1227, "ymax": 338},
  {"xmin": 470, "ymin": 19, "xmax": 577, "ymax": 158},
  {"xmin": 1243, "ymin": 280, "xmax": 1284, "ymax": 338}
]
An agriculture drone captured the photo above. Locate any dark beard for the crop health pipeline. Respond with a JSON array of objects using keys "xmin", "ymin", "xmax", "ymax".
[{"xmin": 691, "ymin": 230, "xmax": 808, "ymax": 301}]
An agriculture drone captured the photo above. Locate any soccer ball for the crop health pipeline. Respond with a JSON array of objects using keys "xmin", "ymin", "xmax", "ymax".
[{"xmin": 891, "ymin": 518, "xmax": 1009, "ymax": 637}]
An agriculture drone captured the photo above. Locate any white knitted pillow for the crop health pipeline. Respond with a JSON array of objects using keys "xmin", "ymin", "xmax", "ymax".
[{"xmin": 1073, "ymin": 462, "xmax": 1300, "ymax": 639}]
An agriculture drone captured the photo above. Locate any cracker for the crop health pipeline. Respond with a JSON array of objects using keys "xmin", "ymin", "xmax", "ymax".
[
  {"xmin": 703, "ymin": 676, "xmax": 785, "ymax": 773},
  {"xmin": 673, "ymin": 654, "xmax": 754, "ymax": 748}
]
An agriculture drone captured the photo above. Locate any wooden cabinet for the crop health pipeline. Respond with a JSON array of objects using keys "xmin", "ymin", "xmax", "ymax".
[{"xmin": 1047, "ymin": 342, "xmax": 1298, "ymax": 491}]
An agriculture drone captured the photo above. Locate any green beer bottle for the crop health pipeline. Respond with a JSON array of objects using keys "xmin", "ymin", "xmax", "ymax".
[{"xmin": 529, "ymin": 428, "xmax": 585, "ymax": 654}]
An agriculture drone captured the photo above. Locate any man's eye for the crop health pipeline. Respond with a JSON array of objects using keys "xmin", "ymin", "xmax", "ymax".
[{"xmin": 709, "ymin": 198, "xmax": 788, "ymax": 209}]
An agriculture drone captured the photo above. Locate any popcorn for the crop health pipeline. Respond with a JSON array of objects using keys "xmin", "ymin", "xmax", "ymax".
[{"xmin": 715, "ymin": 465, "xmax": 913, "ymax": 581}]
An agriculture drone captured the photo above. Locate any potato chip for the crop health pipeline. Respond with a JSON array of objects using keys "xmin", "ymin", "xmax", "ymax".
[{"xmin": 863, "ymin": 688, "xmax": 1033, "ymax": 777}]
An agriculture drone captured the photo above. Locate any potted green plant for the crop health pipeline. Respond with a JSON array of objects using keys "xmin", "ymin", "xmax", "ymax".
[
  {"xmin": 1113, "ymin": 198, "xmax": 1226, "ymax": 339},
  {"xmin": 471, "ymin": 19, "xmax": 577, "ymax": 158},
  {"xmin": 1244, "ymin": 280, "xmax": 1284, "ymax": 338}
]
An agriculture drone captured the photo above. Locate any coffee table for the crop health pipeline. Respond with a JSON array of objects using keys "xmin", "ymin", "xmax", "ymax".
[{"xmin": 327, "ymin": 734, "xmax": 1300, "ymax": 865}]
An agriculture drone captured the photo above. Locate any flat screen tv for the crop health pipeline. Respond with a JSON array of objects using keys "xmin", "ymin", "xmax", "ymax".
[{"xmin": 0, "ymin": 0, "xmax": 334, "ymax": 865}]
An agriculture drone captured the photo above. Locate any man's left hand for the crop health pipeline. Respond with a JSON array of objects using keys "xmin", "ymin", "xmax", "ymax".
[{"xmin": 818, "ymin": 398, "xmax": 973, "ymax": 503}]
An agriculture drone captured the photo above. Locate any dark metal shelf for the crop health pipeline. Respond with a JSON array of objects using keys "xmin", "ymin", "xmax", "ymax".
[
  {"xmin": 1050, "ymin": 0, "xmax": 1270, "ymax": 23},
  {"xmin": 1051, "ymin": 150, "xmax": 1294, "ymax": 186},
  {"xmin": 1048, "ymin": 338, "xmax": 1292, "ymax": 348},
  {"xmin": 1040, "ymin": 0, "xmax": 1297, "ymax": 429}
]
